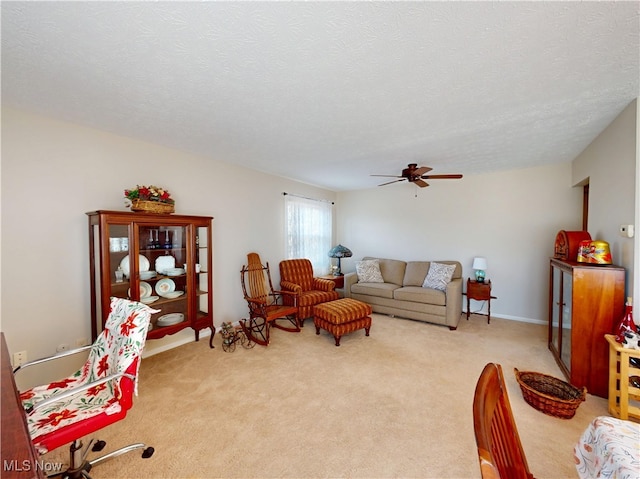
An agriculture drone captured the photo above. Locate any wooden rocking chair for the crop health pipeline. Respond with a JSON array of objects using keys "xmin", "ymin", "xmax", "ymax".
[{"xmin": 240, "ymin": 253, "xmax": 300, "ymax": 346}]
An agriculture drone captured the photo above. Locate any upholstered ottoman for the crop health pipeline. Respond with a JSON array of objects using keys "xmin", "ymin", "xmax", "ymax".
[{"xmin": 313, "ymin": 298, "xmax": 372, "ymax": 346}]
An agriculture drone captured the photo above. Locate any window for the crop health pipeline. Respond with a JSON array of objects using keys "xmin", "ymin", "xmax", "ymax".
[{"xmin": 284, "ymin": 194, "xmax": 332, "ymax": 275}]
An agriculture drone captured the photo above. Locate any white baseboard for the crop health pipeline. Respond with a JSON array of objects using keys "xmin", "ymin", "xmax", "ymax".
[
  {"xmin": 464, "ymin": 309, "xmax": 546, "ymax": 326},
  {"xmin": 142, "ymin": 328, "xmax": 213, "ymax": 358}
]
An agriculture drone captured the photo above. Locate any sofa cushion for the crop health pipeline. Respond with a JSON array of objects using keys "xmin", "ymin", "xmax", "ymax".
[
  {"xmin": 403, "ymin": 261, "xmax": 431, "ymax": 286},
  {"xmin": 364, "ymin": 257, "xmax": 406, "ymax": 286},
  {"xmin": 351, "ymin": 282, "xmax": 398, "ymax": 299},
  {"xmin": 356, "ymin": 259, "xmax": 384, "ymax": 283},
  {"xmin": 440, "ymin": 260, "xmax": 463, "ymax": 280},
  {"xmin": 422, "ymin": 262, "xmax": 456, "ymax": 291},
  {"xmin": 393, "ymin": 286, "xmax": 447, "ymax": 306}
]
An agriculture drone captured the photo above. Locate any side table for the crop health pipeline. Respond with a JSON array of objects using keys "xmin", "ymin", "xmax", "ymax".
[
  {"xmin": 317, "ymin": 274, "xmax": 344, "ymax": 290},
  {"xmin": 466, "ymin": 278, "xmax": 495, "ymax": 323}
]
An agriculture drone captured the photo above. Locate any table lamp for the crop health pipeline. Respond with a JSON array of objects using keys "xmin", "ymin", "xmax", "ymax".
[
  {"xmin": 328, "ymin": 244, "xmax": 352, "ymax": 276},
  {"xmin": 472, "ymin": 257, "xmax": 488, "ymax": 283}
]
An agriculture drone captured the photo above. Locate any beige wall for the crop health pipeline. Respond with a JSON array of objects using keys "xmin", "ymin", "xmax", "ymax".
[
  {"xmin": 336, "ymin": 99, "xmax": 638, "ymax": 324},
  {"xmin": 572, "ymin": 99, "xmax": 638, "ymax": 300},
  {"xmin": 336, "ymin": 163, "xmax": 583, "ymax": 323},
  {"xmin": 2, "ymin": 101, "xmax": 638, "ymax": 382},
  {"xmin": 1, "ymin": 108, "xmax": 336, "ymax": 372}
]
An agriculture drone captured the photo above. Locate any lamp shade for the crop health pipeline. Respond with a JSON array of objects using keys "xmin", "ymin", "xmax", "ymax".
[
  {"xmin": 328, "ymin": 245, "xmax": 352, "ymax": 276},
  {"xmin": 472, "ymin": 257, "xmax": 488, "ymax": 271},
  {"xmin": 328, "ymin": 244, "xmax": 352, "ymax": 258}
]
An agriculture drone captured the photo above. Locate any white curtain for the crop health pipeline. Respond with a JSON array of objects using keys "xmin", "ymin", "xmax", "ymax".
[{"xmin": 284, "ymin": 194, "xmax": 332, "ymax": 275}]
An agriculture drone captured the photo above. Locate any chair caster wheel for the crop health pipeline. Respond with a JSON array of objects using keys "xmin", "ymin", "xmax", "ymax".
[
  {"xmin": 92, "ymin": 440, "xmax": 107, "ymax": 452},
  {"xmin": 142, "ymin": 447, "xmax": 155, "ymax": 458}
]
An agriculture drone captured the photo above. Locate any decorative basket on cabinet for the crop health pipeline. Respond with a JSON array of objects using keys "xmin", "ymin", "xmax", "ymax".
[
  {"xmin": 125, "ymin": 185, "xmax": 175, "ymax": 214},
  {"xmin": 130, "ymin": 199, "xmax": 175, "ymax": 214}
]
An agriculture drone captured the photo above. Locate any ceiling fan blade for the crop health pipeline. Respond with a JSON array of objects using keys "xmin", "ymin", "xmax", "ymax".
[
  {"xmin": 371, "ymin": 174, "xmax": 403, "ymax": 178},
  {"xmin": 421, "ymin": 174, "xmax": 463, "ymax": 180},
  {"xmin": 413, "ymin": 166, "xmax": 432, "ymax": 176},
  {"xmin": 378, "ymin": 178, "xmax": 407, "ymax": 186},
  {"xmin": 414, "ymin": 179, "xmax": 429, "ymax": 188}
]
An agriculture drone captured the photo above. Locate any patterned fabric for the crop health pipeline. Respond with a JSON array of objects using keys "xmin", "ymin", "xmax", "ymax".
[
  {"xmin": 312, "ymin": 278, "xmax": 336, "ymax": 292},
  {"xmin": 314, "ymin": 316, "xmax": 372, "ymax": 346},
  {"xmin": 297, "ymin": 290, "xmax": 335, "ymax": 308},
  {"xmin": 314, "ymin": 298, "xmax": 373, "ymax": 324},
  {"xmin": 574, "ymin": 415, "xmax": 640, "ymax": 479},
  {"xmin": 20, "ymin": 298, "xmax": 157, "ymax": 453},
  {"xmin": 356, "ymin": 259, "xmax": 384, "ymax": 283},
  {"xmin": 280, "ymin": 259, "xmax": 339, "ymax": 321},
  {"xmin": 279, "ymin": 259, "xmax": 314, "ymax": 291},
  {"xmin": 422, "ymin": 262, "xmax": 456, "ymax": 291}
]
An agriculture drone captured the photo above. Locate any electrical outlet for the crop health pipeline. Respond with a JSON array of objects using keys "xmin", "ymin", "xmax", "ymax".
[
  {"xmin": 619, "ymin": 224, "xmax": 635, "ymax": 238},
  {"xmin": 56, "ymin": 343, "xmax": 69, "ymax": 353},
  {"xmin": 13, "ymin": 350, "xmax": 27, "ymax": 367}
]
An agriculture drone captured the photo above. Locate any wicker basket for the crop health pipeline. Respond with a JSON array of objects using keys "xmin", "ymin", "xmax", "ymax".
[
  {"xmin": 514, "ymin": 368, "xmax": 586, "ymax": 419},
  {"xmin": 130, "ymin": 199, "xmax": 175, "ymax": 214}
]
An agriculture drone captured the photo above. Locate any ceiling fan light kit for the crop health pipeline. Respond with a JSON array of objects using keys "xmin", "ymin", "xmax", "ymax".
[{"xmin": 372, "ymin": 163, "xmax": 463, "ymax": 188}]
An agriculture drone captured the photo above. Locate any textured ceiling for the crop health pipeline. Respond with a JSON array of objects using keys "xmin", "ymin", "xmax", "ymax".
[{"xmin": 2, "ymin": 2, "xmax": 638, "ymax": 191}]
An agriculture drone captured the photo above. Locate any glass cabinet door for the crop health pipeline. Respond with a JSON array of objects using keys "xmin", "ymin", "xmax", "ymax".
[
  {"xmin": 108, "ymin": 223, "xmax": 131, "ymax": 301},
  {"xmin": 136, "ymin": 224, "xmax": 188, "ymax": 333},
  {"xmin": 90, "ymin": 222, "xmax": 132, "ymax": 339},
  {"xmin": 551, "ymin": 266, "xmax": 561, "ymax": 355},
  {"xmin": 194, "ymin": 225, "xmax": 210, "ymax": 325},
  {"xmin": 560, "ymin": 271, "xmax": 573, "ymax": 371}
]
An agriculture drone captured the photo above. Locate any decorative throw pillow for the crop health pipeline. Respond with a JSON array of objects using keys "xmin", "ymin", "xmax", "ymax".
[
  {"xmin": 356, "ymin": 259, "xmax": 384, "ymax": 283},
  {"xmin": 422, "ymin": 262, "xmax": 456, "ymax": 291}
]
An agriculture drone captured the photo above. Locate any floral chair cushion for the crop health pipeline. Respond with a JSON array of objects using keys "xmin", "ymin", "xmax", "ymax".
[{"xmin": 20, "ymin": 298, "xmax": 157, "ymax": 453}]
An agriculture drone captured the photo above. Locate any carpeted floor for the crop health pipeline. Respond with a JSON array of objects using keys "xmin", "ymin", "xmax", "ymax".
[{"xmin": 42, "ymin": 313, "xmax": 608, "ymax": 478}]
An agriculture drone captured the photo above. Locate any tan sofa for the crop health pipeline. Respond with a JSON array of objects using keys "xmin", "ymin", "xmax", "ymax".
[{"xmin": 343, "ymin": 257, "xmax": 463, "ymax": 330}]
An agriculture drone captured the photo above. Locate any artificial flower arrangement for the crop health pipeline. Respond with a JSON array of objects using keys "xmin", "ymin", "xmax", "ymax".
[
  {"xmin": 124, "ymin": 185, "xmax": 175, "ymax": 204},
  {"xmin": 124, "ymin": 185, "xmax": 175, "ymax": 213}
]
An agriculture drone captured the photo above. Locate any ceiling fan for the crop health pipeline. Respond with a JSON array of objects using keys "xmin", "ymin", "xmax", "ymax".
[{"xmin": 372, "ymin": 163, "xmax": 463, "ymax": 188}]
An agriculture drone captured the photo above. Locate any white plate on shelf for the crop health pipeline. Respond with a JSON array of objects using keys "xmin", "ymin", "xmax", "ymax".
[
  {"xmin": 155, "ymin": 278, "xmax": 175, "ymax": 295},
  {"xmin": 139, "ymin": 270, "xmax": 157, "ymax": 280},
  {"xmin": 140, "ymin": 281, "xmax": 152, "ymax": 298},
  {"xmin": 141, "ymin": 295, "xmax": 159, "ymax": 304},
  {"xmin": 161, "ymin": 291, "xmax": 184, "ymax": 299},
  {"xmin": 155, "ymin": 255, "xmax": 176, "ymax": 274},
  {"xmin": 128, "ymin": 281, "xmax": 153, "ymax": 299},
  {"xmin": 119, "ymin": 254, "xmax": 150, "ymax": 278},
  {"xmin": 165, "ymin": 268, "xmax": 185, "ymax": 276},
  {"xmin": 157, "ymin": 313, "xmax": 184, "ymax": 327}
]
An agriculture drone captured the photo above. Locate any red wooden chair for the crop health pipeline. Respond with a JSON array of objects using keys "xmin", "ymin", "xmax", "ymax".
[{"xmin": 473, "ymin": 363, "xmax": 535, "ymax": 479}]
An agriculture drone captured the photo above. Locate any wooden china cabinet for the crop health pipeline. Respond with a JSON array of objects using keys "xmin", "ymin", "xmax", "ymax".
[
  {"xmin": 87, "ymin": 210, "xmax": 215, "ymax": 348},
  {"xmin": 548, "ymin": 258, "xmax": 625, "ymax": 398}
]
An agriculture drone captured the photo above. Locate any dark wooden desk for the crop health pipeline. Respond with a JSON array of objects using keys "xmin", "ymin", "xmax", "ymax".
[{"xmin": 1, "ymin": 333, "xmax": 45, "ymax": 478}]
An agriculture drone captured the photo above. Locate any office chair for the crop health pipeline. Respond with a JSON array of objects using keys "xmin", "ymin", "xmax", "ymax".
[{"xmin": 15, "ymin": 297, "xmax": 158, "ymax": 478}]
